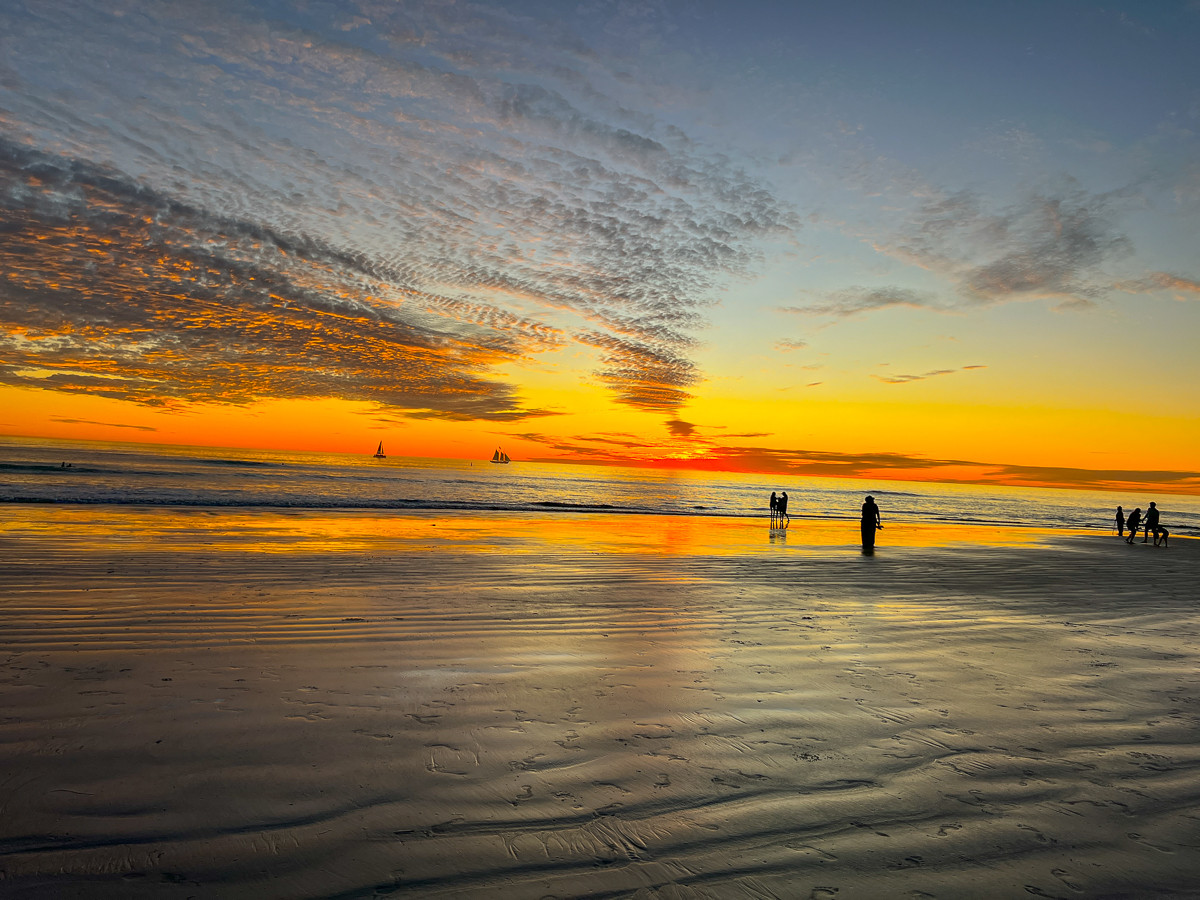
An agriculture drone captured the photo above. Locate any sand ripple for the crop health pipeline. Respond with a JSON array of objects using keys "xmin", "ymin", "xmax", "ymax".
[{"xmin": 1, "ymin": 530, "xmax": 1199, "ymax": 897}]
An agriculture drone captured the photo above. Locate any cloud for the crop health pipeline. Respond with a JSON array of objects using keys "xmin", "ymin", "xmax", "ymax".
[
  {"xmin": 781, "ymin": 286, "xmax": 939, "ymax": 318},
  {"xmin": 872, "ymin": 365, "xmax": 984, "ymax": 384},
  {"xmin": 0, "ymin": 139, "xmax": 552, "ymax": 420},
  {"xmin": 887, "ymin": 182, "xmax": 1135, "ymax": 305},
  {"xmin": 805, "ymin": 162, "xmax": 1143, "ymax": 319},
  {"xmin": 50, "ymin": 417, "xmax": 158, "ymax": 432},
  {"xmin": 1115, "ymin": 271, "xmax": 1200, "ymax": 300},
  {"xmin": 576, "ymin": 331, "xmax": 698, "ymax": 412},
  {"xmin": 514, "ymin": 430, "xmax": 1200, "ymax": 493},
  {"xmin": 0, "ymin": 2, "xmax": 796, "ymax": 418},
  {"xmin": 774, "ymin": 338, "xmax": 808, "ymax": 351},
  {"xmin": 666, "ymin": 417, "xmax": 696, "ymax": 438}
]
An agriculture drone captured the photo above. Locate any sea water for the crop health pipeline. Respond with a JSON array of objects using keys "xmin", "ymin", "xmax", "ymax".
[{"xmin": 1, "ymin": 436, "xmax": 1197, "ymax": 535}]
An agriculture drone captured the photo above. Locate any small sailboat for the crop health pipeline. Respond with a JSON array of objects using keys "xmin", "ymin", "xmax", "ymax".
[
  {"xmin": 372, "ymin": 441, "xmax": 386, "ymax": 459},
  {"xmin": 490, "ymin": 447, "xmax": 510, "ymax": 464}
]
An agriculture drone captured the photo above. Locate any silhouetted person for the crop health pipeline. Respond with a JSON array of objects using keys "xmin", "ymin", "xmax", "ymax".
[
  {"xmin": 861, "ymin": 495, "xmax": 881, "ymax": 553},
  {"xmin": 1155, "ymin": 525, "xmax": 1170, "ymax": 547},
  {"xmin": 1124, "ymin": 508, "xmax": 1141, "ymax": 544},
  {"xmin": 1142, "ymin": 502, "xmax": 1159, "ymax": 543},
  {"xmin": 1115, "ymin": 506, "xmax": 1125, "ymax": 537},
  {"xmin": 778, "ymin": 491, "xmax": 790, "ymax": 525},
  {"xmin": 770, "ymin": 491, "xmax": 778, "ymax": 525}
]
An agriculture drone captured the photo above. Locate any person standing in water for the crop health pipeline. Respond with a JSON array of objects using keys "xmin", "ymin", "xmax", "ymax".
[
  {"xmin": 769, "ymin": 491, "xmax": 778, "ymax": 525},
  {"xmin": 1115, "ymin": 506, "xmax": 1125, "ymax": 537},
  {"xmin": 778, "ymin": 491, "xmax": 790, "ymax": 526},
  {"xmin": 861, "ymin": 495, "xmax": 881, "ymax": 553}
]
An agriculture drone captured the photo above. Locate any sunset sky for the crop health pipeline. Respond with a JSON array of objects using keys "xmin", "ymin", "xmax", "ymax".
[{"xmin": 2, "ymin": 0, "xmax": 1198, "ymax": 492}]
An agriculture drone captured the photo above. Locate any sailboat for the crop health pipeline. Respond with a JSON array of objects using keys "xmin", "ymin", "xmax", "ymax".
[
  {"xmin": 372, "ymin": 441, "xmax": 386, "ymax": 459},
  {"xmin": 490, "ymin": 447, "xmax": 510, "ymax": 464}
]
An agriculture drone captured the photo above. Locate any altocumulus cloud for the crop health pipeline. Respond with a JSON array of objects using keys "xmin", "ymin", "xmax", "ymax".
[
  {"xmin": 0, "ymin": 140, "xmax": 558, "ymax": 419},
  {"xmin": 0, "ymin": 0, "xmax": 794, "ymax": 418}
]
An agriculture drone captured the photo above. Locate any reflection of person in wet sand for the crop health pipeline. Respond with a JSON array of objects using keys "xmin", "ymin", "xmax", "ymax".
[
  {"xmin": 778, "ymin": 491, "xmax": 790, "ymax": 526},
  {"xmin": 861, "ymin": 495, "xmax": 881, "ymax": 553}
]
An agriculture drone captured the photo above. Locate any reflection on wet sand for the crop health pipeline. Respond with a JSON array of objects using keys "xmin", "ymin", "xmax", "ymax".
[{"xmin": 1, "ymin": 507, "xmax": 1198, "ymax": 897}]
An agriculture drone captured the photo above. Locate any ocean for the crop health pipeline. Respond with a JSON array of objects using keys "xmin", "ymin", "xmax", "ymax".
[{"xmin": 2, "ymin": 436, "xmax": 1196, "ymax": 537}]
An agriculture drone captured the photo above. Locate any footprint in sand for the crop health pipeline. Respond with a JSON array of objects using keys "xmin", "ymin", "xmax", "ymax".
[
  {"xmin": 810, "ymin": 889, "xmax": 839, "ymax": 899},
  {"xmin": 1127, "ymin": 832, "xmax": 1175, "ymax": 853},
  {"xmin": 1051, "ymin": 868, "xmax": 1085, "ymax": 893},
  {"xmin": 1017, "ymin": 823, "xmax": 1055, "ymax": 844}
]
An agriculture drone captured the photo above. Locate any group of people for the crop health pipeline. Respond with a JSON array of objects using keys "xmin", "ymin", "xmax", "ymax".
[
  {"xmin": 768, "ymin": 491, "xmax": 790, "ymax": 526},
  {"xmin": 765, "ymin": 494, "xmax": 1170, "ymax": 551},
  {"xmin": 768, "ymin": 491, "xmax": 883, "ymax": 554},
  {"xmin": 1115, "ymin": 502, "xmax": 1169, "ymax": 546}
]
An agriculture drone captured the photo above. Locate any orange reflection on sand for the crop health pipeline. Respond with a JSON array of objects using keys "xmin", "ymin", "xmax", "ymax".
[{"xmin": 2, "ymin": 506, "xmax": 1073, "ymax": 559}]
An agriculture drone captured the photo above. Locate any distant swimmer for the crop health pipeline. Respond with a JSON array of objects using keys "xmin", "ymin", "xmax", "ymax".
[
  {"xmin": 1115, "ymin": 505, "xmax": 1125, "ymax": 537},
  {"xmin": 861, "ymin": 495, "xmax": 882, "ymax": 553},
  {"xmin": 1125, "ymin": 508, "xmax": 1141, "ymax": 545},
  {"xmin": 1142, "ymin": 502, "xmax": 1160, "ymax": 544}
]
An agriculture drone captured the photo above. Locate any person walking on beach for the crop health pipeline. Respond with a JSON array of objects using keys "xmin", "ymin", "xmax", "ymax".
[
  {"xmin": 1142, "ymin": 502, "xmax": 1160, "ymax": 544},
  {"xmin": 778, "ymin": 491, "xmax": 790, "ymax": 526},
  {"xmin": 770, "ymin": 491, "xmax": 778, "ymax": 526},
  {"xmin": 1115, "ymin": 506, "xmax": 1125, "ymax": 537},
  {"xmin": 1125, "ymin": 508, "xmax": 1141, "ymax": 544},
  {"xmin": 861, "ymin": 495, "xmax": 881, "ymax": 553}
]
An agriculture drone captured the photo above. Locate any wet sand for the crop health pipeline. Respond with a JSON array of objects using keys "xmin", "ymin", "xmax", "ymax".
[{"xmin": 1, "ymin": 507, "xmax": 1198, "ymax": 898}]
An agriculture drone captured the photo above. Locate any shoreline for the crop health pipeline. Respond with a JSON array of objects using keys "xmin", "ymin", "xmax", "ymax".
[
  {"xmin": 1, "ymin": 510, "xmax": 1198, "ymax": 897},
  {"xmin": 2, "ymin": 502, "xmax": 1168, "ymax": 557}
]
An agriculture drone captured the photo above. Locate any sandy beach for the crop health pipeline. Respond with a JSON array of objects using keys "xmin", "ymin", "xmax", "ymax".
[{"xmin": 1, "ymin": 507, "xmax": 1198, "ymax": 898}]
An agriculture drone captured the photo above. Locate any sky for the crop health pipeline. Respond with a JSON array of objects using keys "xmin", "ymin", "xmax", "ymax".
[{"xmin": 1, "ymin": 0, "xmax": 1199, "ymax": 493}]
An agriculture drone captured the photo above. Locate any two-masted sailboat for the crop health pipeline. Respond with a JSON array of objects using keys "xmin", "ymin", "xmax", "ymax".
[
  {"xmin": 372, "ymin": 441, "xmax": 386, "ymax": 459},
  {"xmin": 490, "ymin": 447, "xmax": 510, "ymax": 464}
]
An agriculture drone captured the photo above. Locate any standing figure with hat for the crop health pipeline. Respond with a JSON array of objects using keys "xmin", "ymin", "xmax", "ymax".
[{"xmin": 861, "ymin": 495, "xmax": 882, "ymax": 553}]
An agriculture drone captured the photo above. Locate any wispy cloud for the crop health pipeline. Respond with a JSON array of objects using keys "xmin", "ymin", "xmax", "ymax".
[
  {"xmin": 781, "ymin": 287, "xmax": 939, "ymax": 318},
  {"xmin": 50, "ymin": 417, "xmax": 158, "ymax": 432},
  {"xmin": 793, "ymin": 173, "xmax": 1142, "ymax": 319},
  {"xmin": 885, "ymin": 182, "xmax": 1135, "ymax": 306},
  {"xmin": 1115, "ymin": 271, "xmax": 1200, "ymax": 300},
  {"xmin": 516, "ymin": 430, "xmax": 1200, "ymax": 493},
  {"xmin": 872, "ymin": 365, "xmax": 985, "ymax": 384},
  {"xmin": 774, "ymin": 338, "xmax": 808, "ymax": 351}
]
